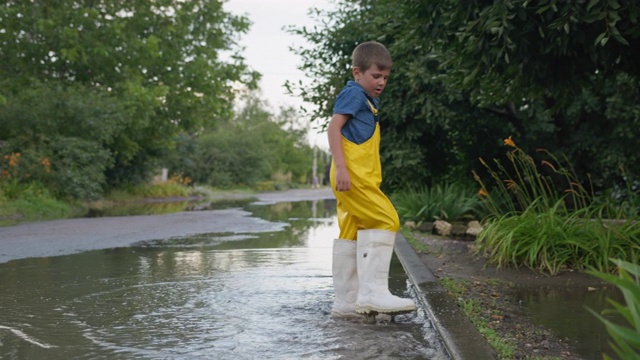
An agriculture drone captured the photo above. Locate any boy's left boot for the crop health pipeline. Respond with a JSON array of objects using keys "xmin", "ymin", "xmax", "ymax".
[
  {"xmin": 330, "ymin": 239, "xmax": 359, "ymax": 318},
  {"xmin": 355, "ymin": 229, "xmax": 417, "ymax": 314}
]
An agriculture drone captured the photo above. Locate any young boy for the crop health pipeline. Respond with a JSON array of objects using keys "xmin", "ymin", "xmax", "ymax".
[{"xmin": 328, "ymin": 41, "xmax": 416, "ymax": 317}]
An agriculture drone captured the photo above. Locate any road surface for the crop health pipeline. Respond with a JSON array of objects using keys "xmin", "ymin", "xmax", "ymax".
[{"xmin": 0, "ymin": 188, "xmax": 335, "ymax": 264}]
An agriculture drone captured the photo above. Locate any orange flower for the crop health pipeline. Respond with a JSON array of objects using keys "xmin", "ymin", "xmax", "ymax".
[
  {"xmin": 477, "ymin": 188, "xmax": 488, "ymax": 197},
  {"xmin": 504, "ymin": 179, "xmax": 517, "ymax": 190},
  {"xmin": 8, "ymin": 152, "xmax": 20, "ymax": 167},
  {"xmin": 504, "ymin": 136, "xmax": 516, "ymax": 147}
]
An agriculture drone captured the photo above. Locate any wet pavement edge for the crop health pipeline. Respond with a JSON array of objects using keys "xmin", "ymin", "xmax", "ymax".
[{"xmin": 394, "ymin": 233, "xmax": 497, "ymax": 360}]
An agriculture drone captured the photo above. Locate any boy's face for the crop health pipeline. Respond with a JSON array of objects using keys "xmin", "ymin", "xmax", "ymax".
[{"xmin": 353, "ymin": 64, "xmax": 390, "ymax": 99}]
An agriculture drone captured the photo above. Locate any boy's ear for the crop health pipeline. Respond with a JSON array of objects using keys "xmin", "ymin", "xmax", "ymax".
[{"xmin": 352, "ymin": 66, "xmax": 361, "ymax": 79}]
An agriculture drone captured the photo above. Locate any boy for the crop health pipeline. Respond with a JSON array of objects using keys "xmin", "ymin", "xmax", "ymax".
[{"xmin": 328, "ymin": 41, "xmax": 416, "ymax": 317}]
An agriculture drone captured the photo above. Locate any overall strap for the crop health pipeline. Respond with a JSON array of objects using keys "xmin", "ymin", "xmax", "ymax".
[{"xmin": 366, "ymin": 99, "xmax": 379, "ymax": 122}]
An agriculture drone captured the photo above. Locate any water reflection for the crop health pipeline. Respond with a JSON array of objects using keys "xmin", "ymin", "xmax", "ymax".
[
  {"xmin": 86, "ymin": 198, "xmax": 256, "ymax": 218},
  {"xmin": 0, "ymin": 199, "xmax": 447, "ymax": 359},
  {"xmin": 515, "ymin": 285, "xmax": 623, "ymax": 360}
]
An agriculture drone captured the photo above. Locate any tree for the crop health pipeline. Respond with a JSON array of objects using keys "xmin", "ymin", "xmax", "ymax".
[
  {"xmin": 287, "ymin": 0, "xmax": 506, "ymax": 189},
  {"xmin": 0, "ymin": 82, "xmax": 123, "ymax": 199},
  {"xmin": 167, "ymin": 93, "xmax": 319, "ymax": 188},
  {"xmin": 288, "ymin": 0, "xmax": 640, "ymax": 192},
  {"xmin": 0, "ymin": 0, "xmax": 258, "ymax": 189}
]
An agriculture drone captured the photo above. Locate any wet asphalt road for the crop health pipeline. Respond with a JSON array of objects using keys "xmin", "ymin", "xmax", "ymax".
[{"xmin": 0, "ymin": 188, "xmax": 335, "ymax": 264}]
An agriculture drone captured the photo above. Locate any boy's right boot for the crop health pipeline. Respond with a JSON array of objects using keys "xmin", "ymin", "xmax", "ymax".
[
  {"xmin": 330, "ymin": 239, "xmax": 359, "ymax": 318},
  {"xmin": 355, "ymin": 229, "xmax": 417, "ymax": 314}
]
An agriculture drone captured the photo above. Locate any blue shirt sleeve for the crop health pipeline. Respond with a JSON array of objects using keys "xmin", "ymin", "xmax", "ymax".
[
  {"xmin": 333, "ymin": 84, "xmax": 376, "ymax": 144},
  {"xmin": 334, "ymin": 86, "xmax": 362, "ymax": 117}
]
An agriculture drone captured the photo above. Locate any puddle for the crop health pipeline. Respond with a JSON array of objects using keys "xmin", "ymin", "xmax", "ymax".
[
  {"xmin": 0, "ymin": 199, "xmax": 448, "ymax": 359},
  {"xmin": 85, "ymin": 198, "xmax": 256, "ymax": 218},
  {"xmin": 515, "ymin": 284, "xmax": 624, "ymax": 359}
]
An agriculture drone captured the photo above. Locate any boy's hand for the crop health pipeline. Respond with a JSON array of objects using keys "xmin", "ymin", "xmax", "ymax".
[{"xmin": 334, "ymin": 167, "xmax": 351, "ymax": 192}]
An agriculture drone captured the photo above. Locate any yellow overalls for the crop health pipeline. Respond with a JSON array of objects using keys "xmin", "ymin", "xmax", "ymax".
[{"xmin": 330, "ymin": 120, "xmax": 400, "ymax": 241}]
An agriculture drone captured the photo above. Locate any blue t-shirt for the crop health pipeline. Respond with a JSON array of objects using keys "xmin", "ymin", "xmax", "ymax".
[{"xmin": 333, "ymin": 81, "xmax": 380, "ymax": 144}]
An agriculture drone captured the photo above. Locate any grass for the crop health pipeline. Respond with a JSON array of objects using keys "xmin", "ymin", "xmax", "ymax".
[
  {"xmin": 0, "ymin": 196, "xmax": 79, "ymax": 226},
  {"xmin": 475, "ymin": 136, "xmax": 640, "ymax": 275},
  {"xmin": 106, "ymin": 182, "xmax": 193, "ymax": 201},
  {"xmin": 0, "ymin": 180, "xmax": 245, "ymax": 227},
  {"xmin": 439, "ymin": 276, "xmax": 569, "ymax": 360},
  {"xmin": 476, "ymin": 200, "xmax": 640, "ymax": 275},
  {"xmin": 471, "ymin": 137, "xmax": 640, "ymax": 358},
  {"xmin": 400, "ymin": 227, "xmax": 430, "ymax": 253},
  {"xmin": 439, "ymin": 277, "xmax": 518, "ymax": 359},
  {"xmin": 0, "ymin": 181, "xmax": 83, "ymax": 226}
]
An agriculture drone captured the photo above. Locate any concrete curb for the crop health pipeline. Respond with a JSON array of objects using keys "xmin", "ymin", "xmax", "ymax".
[{"xmin": 394, "ymin": 233, "xmax": 496, "ymax": 360}]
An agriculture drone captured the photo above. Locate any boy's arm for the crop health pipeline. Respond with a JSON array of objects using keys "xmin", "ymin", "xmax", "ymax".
[{"xmin": 328, "ymin": 113, "xmax": 351, "ymax": 192}]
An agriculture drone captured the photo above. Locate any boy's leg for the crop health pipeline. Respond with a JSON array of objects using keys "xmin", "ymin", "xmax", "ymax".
[
  {"xmin": 355, "ymin": 229, "xmax": 416, "ymax": 314},
  {"xmin": 334, "ymin": 181, "xmax": 399, "ymax": 232},
  {"xmin": 330, "ymin": 199, "xmax": 360, "ymax": 317},
  {"xmin": 331, "ymin": 238, "xmax": 358, "ymax": 317},
  {"xmin": 334, "ymin": 185, "xmax": 416, "ymax": 314}
]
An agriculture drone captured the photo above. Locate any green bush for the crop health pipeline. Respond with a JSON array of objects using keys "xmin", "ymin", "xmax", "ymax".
[
  {"xmin": 163, "ymin": 95, "xmax": 319, "ymax": 190},
  {"xmin": 0, "ymin": 180, "xmax": 76, "ymax": 225},
  {"xmin": 391, "ymin": 182, "xmax": 485, "ymax": 223},
  {"xmin": 193, "ymin": 129, "xmax": 271, "ymax": 188},
  {"xmin": 0, "ymin": 82, "xmax": 124, "ymax": 200}
]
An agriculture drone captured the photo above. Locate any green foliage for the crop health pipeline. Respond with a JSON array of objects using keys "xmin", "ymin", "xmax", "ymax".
[
  {"xmin": 0, "ymin": 181, "xmax": 76, "ymax": 225},
  {"xmin": 477, "ymin": 203, "xmax": 640, "ymax": 275},
  {"xmin": 48, "ymin": 137, "xmax": 113, "ymax": 199},
  {"xmin": 594, "ymin": 167, "xmax": 640, "ymax": 219},
  {"xmin": 288, "ymin": 0, "xmax": 640, "ymax": 193},
  {"xmin": 0, "ymin": 0, "xmax": 258, "ymax": 193},
  {"xmin": 0, "ymin": 0, "xmax": 257, "ymax": 131},
  {"xmin": 391, "ymin": 182, "xmax": 485, "ymax": 223},
  {"xmin": 288, "ymin": 1, "xmax": 505, "ymax": 190},
  {"xmin": 116, "ymin": 183, "xmax": 191, "ymax": 199},
  {"xmin": 166, "ymin": 94, "xmax": 319, "ymax": 189},
  {"xmin": 475, "ymin": 140, "xmax": 640, "ymax": 275},
  {"xmin": 194, "ymin": 128, "xmax": 272, "ymax": 187},
  {"xmin": 587, "ymin": 259, "xmax": 640, "ymax": 360},
  {"xmin": 1, "ymin": 83, "xmax": 121, "ymax": 199}
]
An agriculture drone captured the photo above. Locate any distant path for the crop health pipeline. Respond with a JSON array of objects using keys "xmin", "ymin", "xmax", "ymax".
[{"xmin": 0, "ymin": 187, "xmax": 335, "ymax": 264}]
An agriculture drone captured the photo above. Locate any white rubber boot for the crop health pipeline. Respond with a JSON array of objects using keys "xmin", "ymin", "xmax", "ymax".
[
  {"xmin": 355, "ymin": 229, "xmax": 417, "ymax": 314},
  {"xmin": 330, "ymin": 239, "xmax": 359, "ymax": 318}
]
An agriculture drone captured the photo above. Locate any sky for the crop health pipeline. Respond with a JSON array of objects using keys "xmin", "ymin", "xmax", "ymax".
[{"xmin": 223, "ymin": 0, "xmax": 334, "ymax": 149}]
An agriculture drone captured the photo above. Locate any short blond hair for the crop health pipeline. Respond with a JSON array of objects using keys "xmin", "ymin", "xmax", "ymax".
[{"xmin": 352, "ymin": 41, "xmax": 392, "ymax": 71}]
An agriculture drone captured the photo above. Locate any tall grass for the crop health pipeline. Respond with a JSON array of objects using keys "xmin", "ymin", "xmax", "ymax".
[
  {"xmin": 474, "ymin": 137, "xmax": 640, "ymax": 275},
  {"xmin": 474, "ymin": 136, "xmax": 590, "ymax": 217},
  {"xmin": 478, "ymin": 202, "xmax": 640, "ymax": 274},
  {"xmin": 391, "ymin": 182, "xmax": 485, "ymax": 223},
  {"xmin": 0, "ymin": 180, "xmax": 77, "ymax": 226}
]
